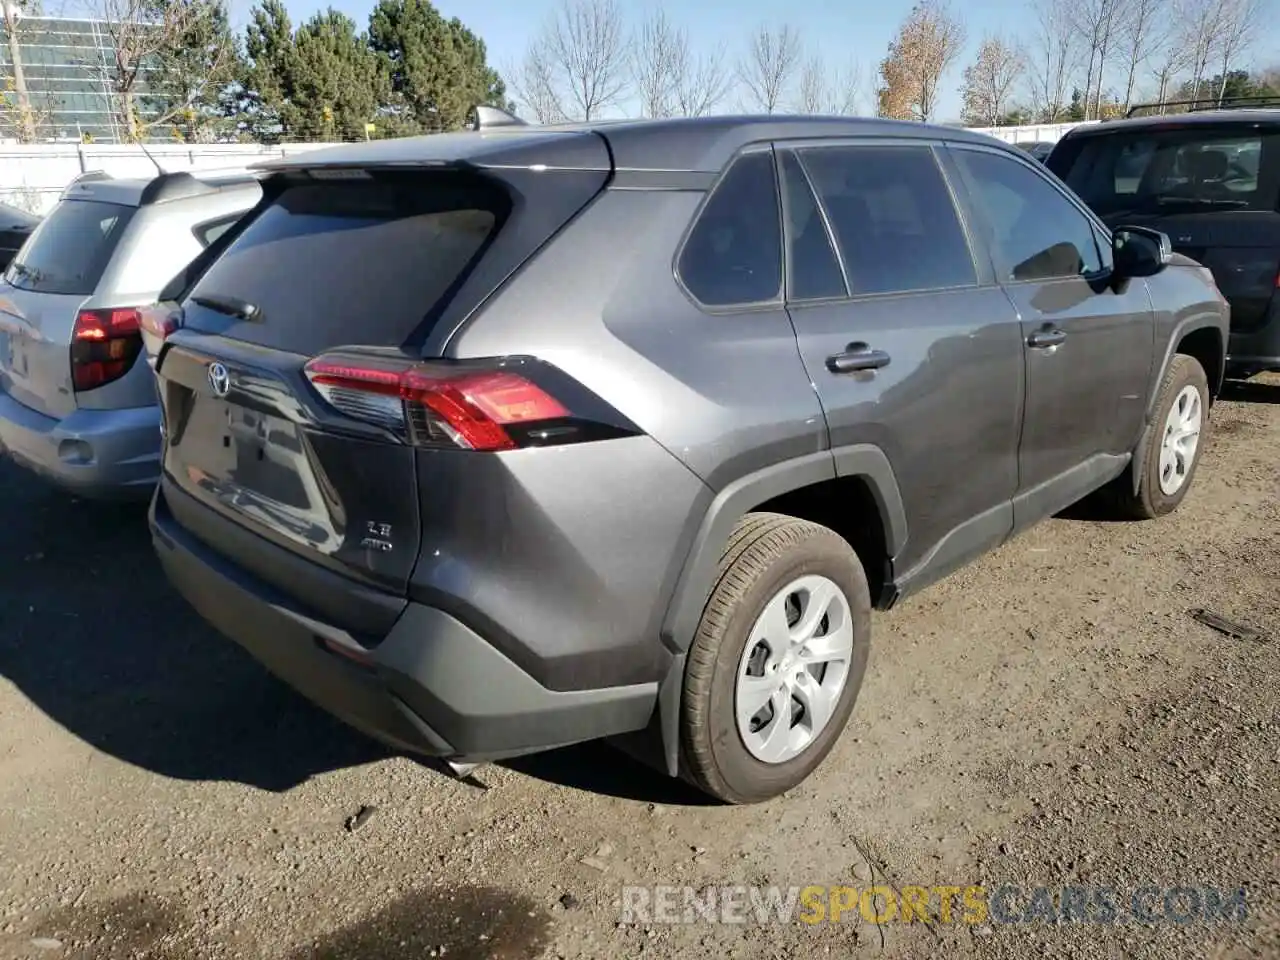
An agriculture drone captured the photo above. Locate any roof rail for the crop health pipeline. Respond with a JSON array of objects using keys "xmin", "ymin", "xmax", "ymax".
[
  {"xmin": 471, "ymin": 104, "xmax": 528, "ymax": 131},
  {"xmin": 1126, "ymin": 95, "xmax": 1280, "ymax": 118}
]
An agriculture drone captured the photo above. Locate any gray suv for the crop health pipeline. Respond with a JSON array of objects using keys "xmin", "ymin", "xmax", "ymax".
[
  {"xmin": 147, "ymin": 114, "xmax": 1228, "ymax": 803},
  {"xmin": 0, "ymin": 170, "xmax": 259, "ymax": 498}
]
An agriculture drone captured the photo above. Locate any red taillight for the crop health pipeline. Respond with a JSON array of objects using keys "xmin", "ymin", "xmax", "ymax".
[
  {"xmin": 71, "ymin": 307, "xmax": 144, "ymax": 391},
  {"xmin": 139, "ymin": 304, "xmax": 179, "ymax": 340},
  {"xmin": 304, "ymin": 355, "xmax": 570, "ymax": 452}
]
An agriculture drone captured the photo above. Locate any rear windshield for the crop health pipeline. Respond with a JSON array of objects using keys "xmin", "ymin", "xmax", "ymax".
[
  {"xmin": 5, "ymin": 199, "xmax": 133, "ymax": 295},
  {"xmin": 1052, "ymin": 127, "xmax": 1280, "ymax": 217},
  {"xmin": 183, "ymin": 175, "xmax": 505, "ymax": 354}
]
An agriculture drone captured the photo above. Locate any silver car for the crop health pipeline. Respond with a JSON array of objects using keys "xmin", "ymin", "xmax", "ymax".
[{"xmin": 0, "ymin": 170, "xmax": 259, "ymax": 499}]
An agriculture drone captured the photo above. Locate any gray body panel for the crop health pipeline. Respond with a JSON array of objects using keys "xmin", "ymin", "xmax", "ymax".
[{"xmin": 148, "ymin": 116, "xmax": 1231, "ymax": 776}]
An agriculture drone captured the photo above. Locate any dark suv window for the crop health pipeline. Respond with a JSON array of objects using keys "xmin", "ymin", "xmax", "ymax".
[
  {"xmin": 678, "ymin": 151, "xmax": 782, "ymax": 307},
  {"xmin": 5, "ymin": 199, "xmax": 133, "ymax": 295},
  {"xmin": 780, "ymin": 150, "xmax": 846, "ymax": 300},
  {"xmin": 956, "ymin": 148, "xmax": 1103, "ymax": 282},
  {"xmin": 1051, "ymin": 128, "xmax": 1280, "ymax": 216},
  {"xmin": 183, "ymin": 175, "xmax": 505, "ymax": 354},
  {"xmin": 798, "ymin": 145, "xmax": 976, "ymax": 295}
]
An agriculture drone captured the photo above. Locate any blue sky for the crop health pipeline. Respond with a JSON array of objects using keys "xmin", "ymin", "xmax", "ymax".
[
  {"xmin": 273, "ymin": 0, "xmax": 1280, "ymax": 123},
  {"xmin": 276, "ymin": 0, "xmax": 1029, "ymax": 121}
]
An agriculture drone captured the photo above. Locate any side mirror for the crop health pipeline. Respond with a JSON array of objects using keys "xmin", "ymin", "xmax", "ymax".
[{"xmin": 1112, "ymin": 225, "xmax": 1172, "ymax": 279}]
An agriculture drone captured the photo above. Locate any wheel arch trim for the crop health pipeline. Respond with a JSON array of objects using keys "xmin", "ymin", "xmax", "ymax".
[
  {"xmin": 655, "ymin": 444, "xmax": 906, "ymax": 778},
  {"xmin": 1133, "ymin": 318, "xmax": 1224, "ymax": 496},
  {"xmin": 660, "ymin": 445, "xmax": 906, "ymax": 656}
]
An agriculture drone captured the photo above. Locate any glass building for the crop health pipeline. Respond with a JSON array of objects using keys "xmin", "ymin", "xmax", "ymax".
[{"xmin": 0, "ymin": 14, "xmax": 157, "ymax": 142}]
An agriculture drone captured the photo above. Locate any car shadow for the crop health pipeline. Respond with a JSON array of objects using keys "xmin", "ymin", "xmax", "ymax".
[
  {"xmin": 0, "ymin": 464, "xmax": 715, "ymax": 805},
  {"xmin": 500, "ymin": 740, "xmax": 718, "ymax": 806},
  {"xmin": 0, "ymin": 464, "xmax": 386, "ymax": 792},
  {"xmin": 1220, "ymin": 378, "xmax": 1280, "ymax": 404}
]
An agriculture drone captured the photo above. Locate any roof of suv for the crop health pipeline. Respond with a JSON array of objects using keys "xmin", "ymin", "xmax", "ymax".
[
  {"xmin": 254, "ymin": 115, "xmax": 1018, "ymax": 175},
  {"xmin": 60, "ymin": 170, "xmax": 261, "ymax": 208},
  {"xmin": 1067, "ymin": 108, "xmax": 1280, "ymax": 139}
]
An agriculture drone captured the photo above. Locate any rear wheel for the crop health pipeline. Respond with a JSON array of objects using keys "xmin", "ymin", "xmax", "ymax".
[
  {"xmin": 1111, "ymin": 353, "xmax": 1209, "ymax": 519},
  {"xmin": 680, "ymin": 513, "xmax": 871, "ymax": 804}
]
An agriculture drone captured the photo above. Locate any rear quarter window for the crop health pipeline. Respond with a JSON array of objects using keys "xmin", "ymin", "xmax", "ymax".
[
  {"xmin": 183, "ymin": 174, "xmax": 507, "ymax": 354},
  {"xmin": 677, "ymin": 151, "xmax": 783, "ymax": 307},
  {"xmin": 5, "ymin": 199, "xmax": 134, "ymax": 295}
]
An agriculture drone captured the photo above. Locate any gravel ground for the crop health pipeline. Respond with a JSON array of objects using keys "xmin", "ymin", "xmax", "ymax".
[{"xmin": 1, "ymin": 375, "xmax": 1277, "ymax": 960}]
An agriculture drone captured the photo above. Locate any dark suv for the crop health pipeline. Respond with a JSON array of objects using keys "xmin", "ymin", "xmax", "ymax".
[
  {"xmin": 148, "ymin": 114, "xmax": 1228, "ymax": 804},
  {"xmin": 1047, "ymin": 106, "xmax": 1280, "ymax": 378}
]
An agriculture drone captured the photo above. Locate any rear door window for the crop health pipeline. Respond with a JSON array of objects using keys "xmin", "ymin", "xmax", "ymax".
[
  {"xmin": 779, "ymin": 150, "xmax": 847, "ymax": 301},
  {"xmin": 1052, "ymin": 128, "xmax": 1280, "ymax": 216},
  {"xmin": 182, "ymin": 175, "xmax": 505, "ymax": 354},
  {"xmin": 5, "ymin": 199, "xmax": 133, "ymax": 295},
  {"xmin": 798, "ymin": 144, "xmax": 977, "ymax": 295},
  {"xmin": 678, "ymin": 151, "xmax": 783, "ymax": 307}
]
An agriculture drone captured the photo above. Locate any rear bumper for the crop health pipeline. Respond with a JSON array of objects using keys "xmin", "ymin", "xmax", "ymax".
[
  {"xmin": 1227, "ymin": 301, "xmax": 1280, "ymax": 372},
  {"xmin": 149, "ymin": 486, "xmax": 659, "ymax": 761},
  {"xmin": 0, "ymin": 388, "xmax": 160, "ymax": 499}
]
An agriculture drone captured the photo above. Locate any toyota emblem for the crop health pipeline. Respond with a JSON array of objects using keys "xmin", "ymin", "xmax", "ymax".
[{"xmin": 208, "ymin": 362, "xmax": 230, "ymax": 397}]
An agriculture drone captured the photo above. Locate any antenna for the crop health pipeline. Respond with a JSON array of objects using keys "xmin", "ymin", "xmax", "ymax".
[{"xmin": 134, "ymin": 137, "xmax": 165, "ymax": 175}]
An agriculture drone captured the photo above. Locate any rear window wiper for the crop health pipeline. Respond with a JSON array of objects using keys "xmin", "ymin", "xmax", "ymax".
[{"xmin": 191, "ymin": 293, "xmax": 263, "ymax": 322}]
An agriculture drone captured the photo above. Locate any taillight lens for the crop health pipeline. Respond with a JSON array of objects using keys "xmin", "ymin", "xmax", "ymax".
[
  {"xmin": 71, "ymin": 307, "xmax": 143, "ymax": 391},
  {"xmin": 303, "ymin": 354, "xmax": 571, "ymax": 452},
  {"xmin": 139, "ymin": 304, "xmax": 179, "ymax": 341}
]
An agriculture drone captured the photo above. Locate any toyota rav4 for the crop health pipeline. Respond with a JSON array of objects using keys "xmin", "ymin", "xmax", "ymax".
[{"xmin": 147, "ymin": 113, "xmax": 1228, "ymax": 804}]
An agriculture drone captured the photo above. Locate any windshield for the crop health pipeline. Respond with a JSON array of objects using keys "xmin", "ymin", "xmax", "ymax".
[
  {"xmin": 5, "ymin": 198, "xmax": 134, "ymax": 295},
  {"xmin": 1052, "ymin": 128, "xmax": 1280, "ymax": 217}
]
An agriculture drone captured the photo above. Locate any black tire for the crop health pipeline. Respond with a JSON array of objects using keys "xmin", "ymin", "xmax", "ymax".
[
  {"xmin": 1110, "ymin": 353, "xmax": 1210, "ymax": 520},
  {"xmin": 680, "ymin": 512, "xmax": 871, "ymax": 804}
]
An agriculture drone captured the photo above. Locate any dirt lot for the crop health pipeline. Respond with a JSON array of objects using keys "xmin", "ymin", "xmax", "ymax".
[{"xmin": 1, "ymin": 376, "xmax": 1277, "ymax": 960}]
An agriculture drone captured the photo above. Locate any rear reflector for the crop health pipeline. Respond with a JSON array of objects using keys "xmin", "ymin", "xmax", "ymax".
[
  {"xmin": 71, "ymin": 307, "xmax": 143, "ymax": 391},
  {"xmin": 304, "ymin": 355, "xmax": 570, "ymax": 452}
]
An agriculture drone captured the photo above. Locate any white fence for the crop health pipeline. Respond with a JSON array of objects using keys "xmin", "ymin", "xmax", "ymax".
[
  {"xmin": 0, "ymin": 122, "xmax": 1095, "ymax": 216},
  {"xmin": 964, "ymin": 121, "xmax": 1096, "ymax": 144},
  {"xmin": 0, "ymin": 142, "xmax": 340, "ymax": 214}
]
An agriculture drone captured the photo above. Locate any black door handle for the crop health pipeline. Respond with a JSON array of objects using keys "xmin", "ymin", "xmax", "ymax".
[
  {"xmin": 1027, "ymin": 327, "xmax": 1066, "ymax": 348},
  {"xmin": 826, "ymin": 342, "xmax": 891, "ymax": 373}
]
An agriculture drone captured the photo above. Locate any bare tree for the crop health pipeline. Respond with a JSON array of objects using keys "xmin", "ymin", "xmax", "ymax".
[
  {"xmin": 631, "ymin": 7, "xmax": 681, "ymax": 118},
  {"xmin": 1177, "ymin": 0, "xmax": 1226, "ymax": 102},
  {"xmin": 507, "ymin": 42, "xmax": 567, "ymax": 123},
  {"xmin": 1214, "ymin": 0, "xmax": 1266, "ymax": 103},
  {"xmin": 542, "ymin": 0, "xmax": 627, "ymax": 121},
  {"xmin": 876, "ymin": 0, "xmax": 966, "ymax": 122},
  {"xmin": 737, "ymin": 23, "xmax": 802, "ymax": 113},
  {"xmin": 960, "ymin": 34, "xmax": 1024, "ymax": 126},
  {"xmin": 830, "ymin": 60, "xmax": 863, "ymax": 114},
  {"xmin": 1073, "ymin": 0, "xmax": 1125, "ymax": 120},
  {"xmin": 796, "ymin": 53, "xmax": 828, "ymax": 113},
  {"xmin": 1145, "ymin": 22, "xmax": 1192, "ymax": 108},
  {"xmin": 672, "ymin": 40, "xmax": 732, "ymax": 117},
  {"xmin": 89, "ymin": 0, "xmax": 235, "ymax": 141},
  {"xmin": 1118, "ymin": 0, "xmax": 1165, "ymax": 108},
  {"xmin": 2, "ymin": 0, "xmax": 37, "ymax": 141},
  {"xmin": 1027, "ymin": 0, "xmax": 1076, "ymax": 121}
]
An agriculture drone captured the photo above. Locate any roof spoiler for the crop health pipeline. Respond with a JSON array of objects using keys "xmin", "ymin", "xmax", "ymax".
[
  {"xmin": 61, "ymin": 168, "xmax": 257, "ymax": 204},
  {"xmin": 470, "ymin": 105, "xmax": 528, "ymax": 131},
  {"xmin": 61, "ymin": 169, "xmax": 111, "ymax": 196}
]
